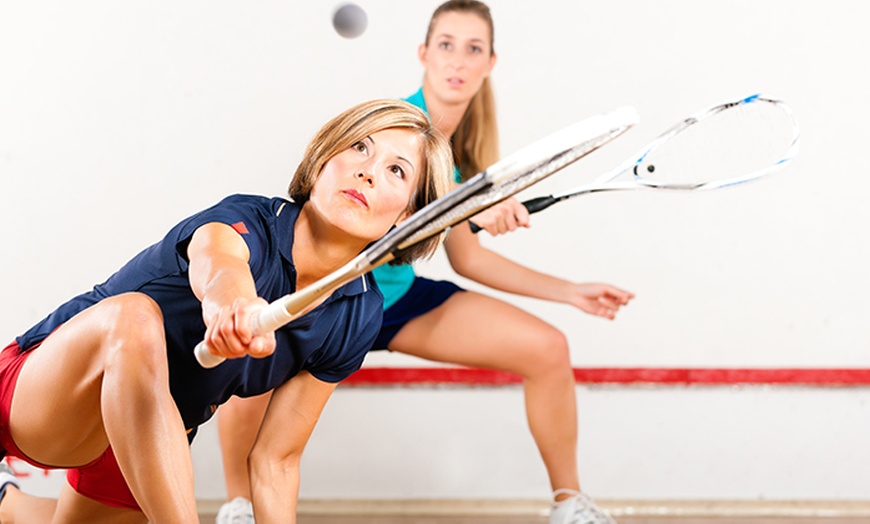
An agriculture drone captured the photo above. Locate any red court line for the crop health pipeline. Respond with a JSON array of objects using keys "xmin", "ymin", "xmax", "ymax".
[{"xmin": 343, "ymin": 367, "xmax": 870, "ymax": 387}]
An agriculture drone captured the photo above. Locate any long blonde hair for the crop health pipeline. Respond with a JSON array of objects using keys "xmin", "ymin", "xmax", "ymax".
[
  {"xmin": 289, "ymin": 99, "xmax": 453, "ymax": 264},
  {"xmin": 425, "ymin": 0, "xmax": 499, "ymax": 181}
]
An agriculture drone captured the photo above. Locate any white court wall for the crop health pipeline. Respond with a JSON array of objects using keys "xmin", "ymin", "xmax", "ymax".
[{"xmin": 1, "ymin": 0, "xmax": 868, "ymax": 502}]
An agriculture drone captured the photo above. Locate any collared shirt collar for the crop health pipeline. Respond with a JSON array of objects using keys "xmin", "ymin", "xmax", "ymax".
[{"xmin": 274, "ymin": 199, "xmax": 368, "ymax": 298}]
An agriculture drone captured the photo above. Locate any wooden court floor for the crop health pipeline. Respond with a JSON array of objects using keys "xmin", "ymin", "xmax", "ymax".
[
  {"xmin": 198, "ymin": 510, "xmax": 870, "ymax": 523},
  {"xmin": 290, "ymin": 518, "xmax": 869, "ymax": 524},
  {"xmin": 197, "ymin": 500, "xmax": 870, "ymax": 523},
  {"xmin": 201, "ymin": 516, "xmax": 870, "ymax": 523}
]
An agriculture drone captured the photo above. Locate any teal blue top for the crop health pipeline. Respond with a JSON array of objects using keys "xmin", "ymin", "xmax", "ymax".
[{"xmin": 372, "ymin": 88, "xmax": 462, "ymax": 309}]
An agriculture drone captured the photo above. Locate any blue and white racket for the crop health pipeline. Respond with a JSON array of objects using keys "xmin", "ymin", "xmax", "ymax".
[{"xmin": 470, "ymin": 94, "xmax": 799, "ymax": 230}]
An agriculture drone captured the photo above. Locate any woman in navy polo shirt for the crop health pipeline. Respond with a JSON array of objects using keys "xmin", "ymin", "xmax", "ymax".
[
  {"xmin": 0, "ymin": 98, "xmax": 452, "ymax": 523},
  {"xmin": 216, "ymin": 2, "xmax": 634, "ymax": 524}
]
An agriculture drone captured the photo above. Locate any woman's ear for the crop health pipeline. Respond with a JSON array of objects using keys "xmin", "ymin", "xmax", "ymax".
[
  {"xmin": 417, "ymin": 43, "xmax": 428, "ymax": 66},
  {"xmin": 394, "ymin": 208, "xmax": 413, "ymax": 227},
  {"xmin": 486, "ymin": 51, "xmax": 498, "ymax": 77}
]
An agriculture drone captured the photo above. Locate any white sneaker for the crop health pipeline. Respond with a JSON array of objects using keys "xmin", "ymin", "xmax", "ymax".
[
  {"xmin": 216, "ymin": 496, "xmax": 254, "ymax": 524},
  {"xmin": 549, "ymin": 489, "xmax": 616, "ymax": 524}
]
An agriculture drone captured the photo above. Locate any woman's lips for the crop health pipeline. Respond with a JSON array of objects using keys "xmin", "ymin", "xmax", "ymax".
[{"xmin": 342, "ymin": 189, "xmax": 368, "ymax": 207}]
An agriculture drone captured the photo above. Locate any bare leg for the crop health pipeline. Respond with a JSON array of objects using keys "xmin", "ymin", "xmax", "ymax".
[
  {"xmin": 8, "ymin": 293, "xmax": 199, "ymax": 522},
  {"xmin": 54, "ymin": 483, "xmax": 148, "ymax": 524},
  {"xmin": 389, "ymin": 291, "xmax": 581, "ymax": 494},
  {"xmin": 217, "ymin": 393, "xmax": 271, "ymax": 501},
  {"xmin": 0, "ymin": 483, "xmax": 147, "ymax": 524},
  {"xmin": 0, "ymin": 486, "xmax": 56, "ymax": 523}
]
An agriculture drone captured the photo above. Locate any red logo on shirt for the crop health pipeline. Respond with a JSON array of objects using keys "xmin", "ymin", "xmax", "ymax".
[{"xmin": 231, "ymin": 222, "xmax": 250, "ymax": 235}]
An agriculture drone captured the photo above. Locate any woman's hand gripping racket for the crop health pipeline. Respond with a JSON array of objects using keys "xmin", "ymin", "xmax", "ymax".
[
  {"xmin": 470, "ymin": 94, "xmax": 799, "ymax": 232},
  {"xmin": 194, "ymin": 106, "xmax": 639, "ymax": 367}
]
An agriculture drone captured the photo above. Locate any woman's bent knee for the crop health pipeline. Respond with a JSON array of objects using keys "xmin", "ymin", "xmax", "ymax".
[
  {"xmin": 99, "ymin": 293, "xmax": 164, "ymax": 342},
  {"xmin": 530, "ymin": 326, "xmax": 571, "ymax": 372},
  {"xmin": 93, "ymin": 293, "xmax": 166, "ymax": 369}
]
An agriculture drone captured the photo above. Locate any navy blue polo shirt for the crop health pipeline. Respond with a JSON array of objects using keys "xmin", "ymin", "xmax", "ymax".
[{"xmin": 17, "ymin": 194, "xmax": 382, "ymax": 430}]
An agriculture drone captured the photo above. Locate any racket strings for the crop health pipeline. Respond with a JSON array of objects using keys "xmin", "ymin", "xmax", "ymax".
[{"xmin": 636, "ymin": 100, "xmax": 798, "ymax": 188}]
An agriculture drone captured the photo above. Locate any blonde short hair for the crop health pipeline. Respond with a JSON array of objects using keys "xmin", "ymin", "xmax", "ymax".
[{"xmin": 289, "ymin": 99, "xmax": 454, "ymax": 264}]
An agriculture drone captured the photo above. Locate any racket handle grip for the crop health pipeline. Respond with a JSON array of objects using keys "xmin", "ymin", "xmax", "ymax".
[
  {"xmin": 194, "ymin": 342, "xmax": 225, "ymax": 368},
  {"xmin": 522, "ymin": 196, "xmax": 558, "ymax": 215},
  {"xmin": 193, "ymin": 304, "xmax": 276, "ymax": 369},
  {"xmin": 469, "ymin": 195, "xmax": 559, "ymax": 235}
]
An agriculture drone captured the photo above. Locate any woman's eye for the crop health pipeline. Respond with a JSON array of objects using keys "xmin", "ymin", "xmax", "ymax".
[
  {"xmin": 438, "ymin": 41, "xmax": 452, "ymax": 51},
  {"xmin": 352, "ymin": 141, "xmax": 367, "ymax": 153},
  {"xmin": 470, "ymin": 45, "xmax": 482, "ymax": 54},
  {"xmin": 390, "ymin": 165, "xmax": 406, "ymax": 179}
]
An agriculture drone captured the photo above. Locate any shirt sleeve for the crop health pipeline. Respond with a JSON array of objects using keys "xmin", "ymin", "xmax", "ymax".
[{"xmin": 171, "ymin": 195, "xmax": 271, "ymax": 277}]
